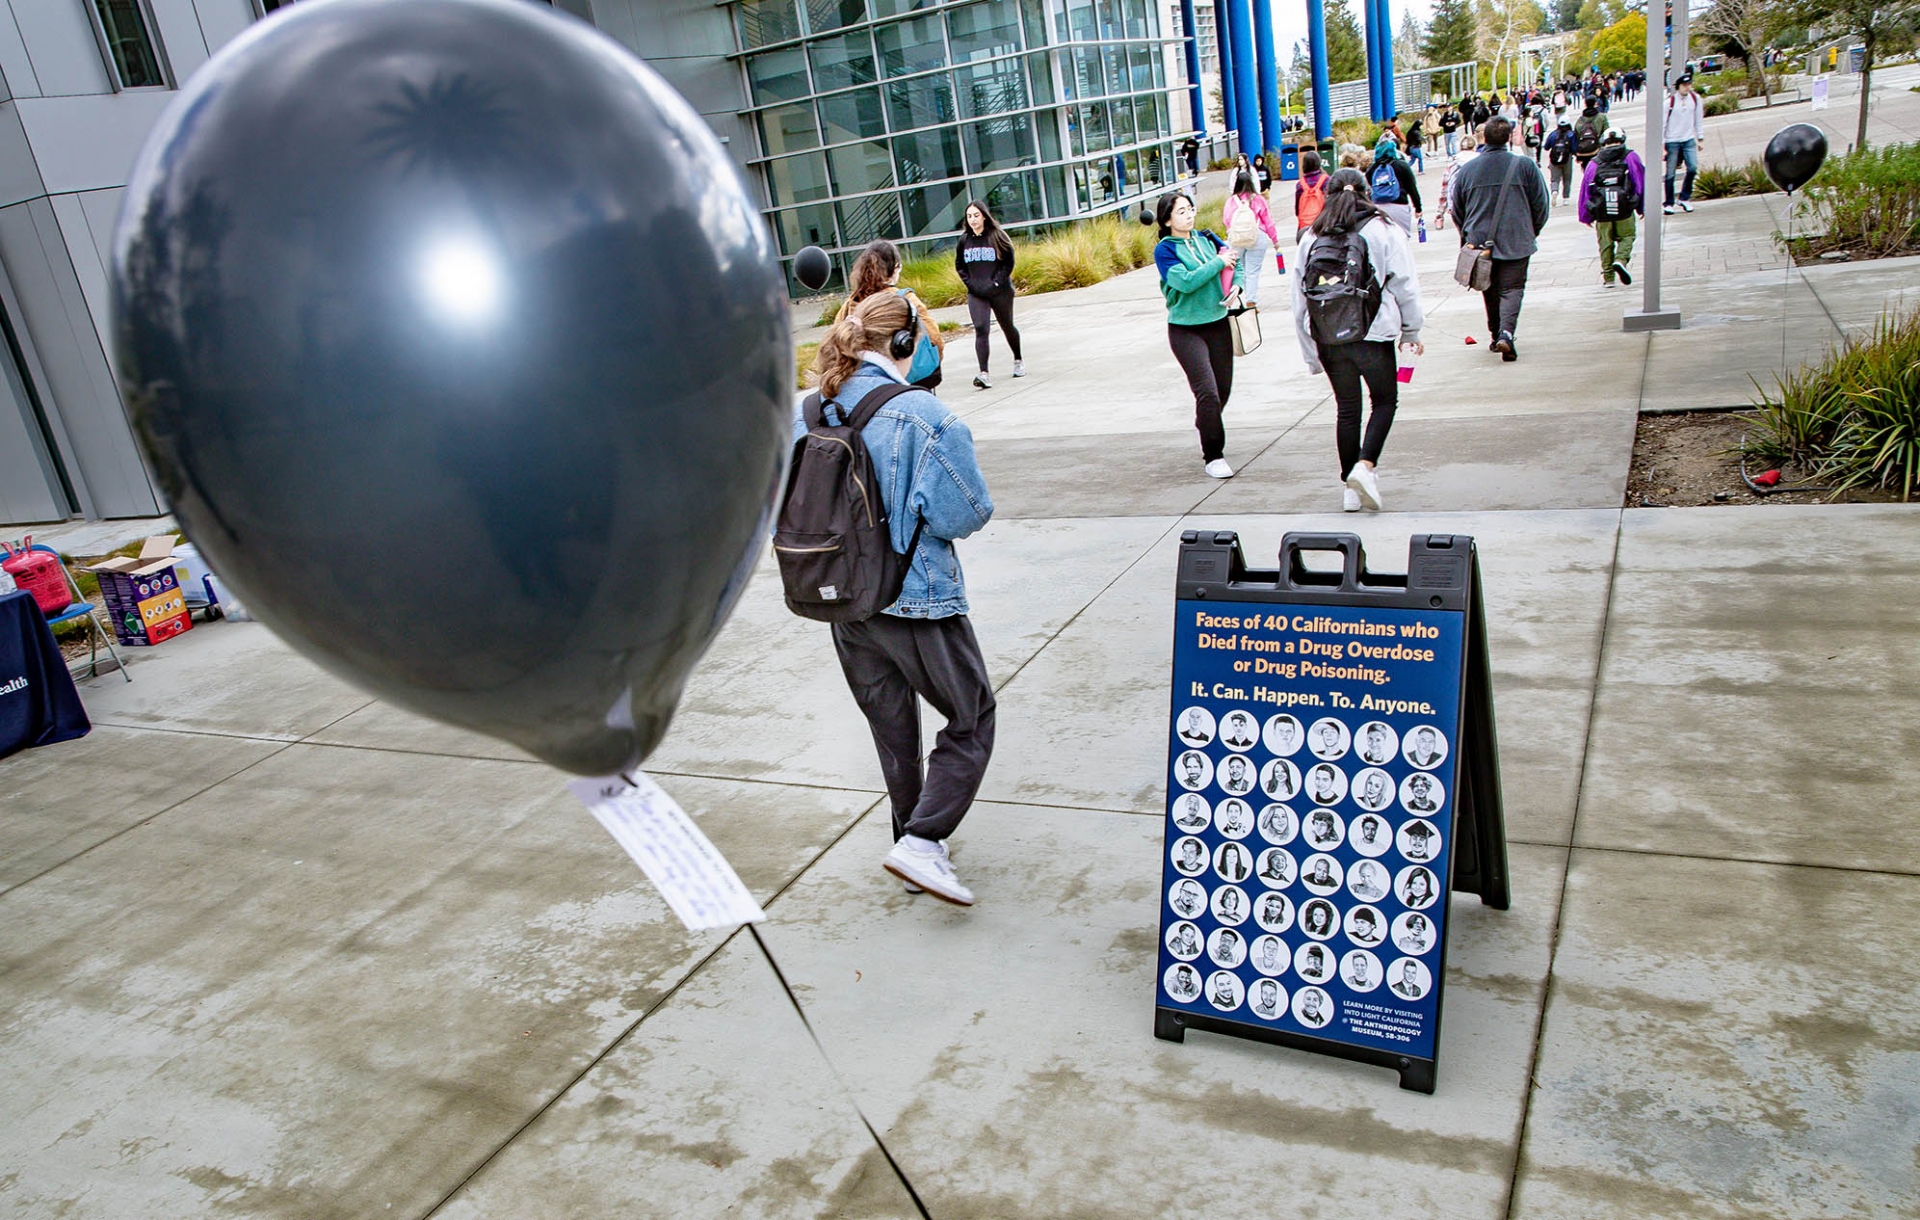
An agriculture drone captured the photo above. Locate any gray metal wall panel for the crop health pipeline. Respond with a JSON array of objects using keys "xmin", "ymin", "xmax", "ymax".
[
  {"xmin": 12, "ymin": 0, "xmax": 114, "ymax": 97},
  {"xmin": 49, "ymin": 192, "xmax": 109, "ymax": 349},
  {"xmin": 16, "ymin": 91, "xmax": 174, "ymax": 194},
  {"xmin": 586, "ymin": 0, "xmax": 640, "ymax": 48},
  {"xmin": 68, "ymin": 186, "xmax": 124, "ymax": 358},
  {"xmin": 0, "ymin": 6, "xmax": 39, "ymax": 99},
  {"xmin": 0, "ymin": 333, "xmax": 65, "ymax": 523},
  {"xmin": 194, "ymin": 0, "xmax": 257, "ymax": 55},
  {"xmin": 649, "ymin": 56, "xmax": 749, "ymax": 121},
  {"xmin": 148, "ymin": 0, "xmax": 213, "ymax": 85},
  {"xmin": 77, "ymin": 185, "xmax": 123, "ymax": 270},
  {"xmin": 0, "ymin": 198, "xmax": 156, "ymax": 517},
  {"xmin": 622, "ymin": 0, "xmax": 734, "ymax": 57},
  {"xmin": 585, "ymin": 1, "xmax": 748, "ymax": 173},
  {"xmin": 0, "ymin": 101, "xmax": 45, "ymax": 208}
]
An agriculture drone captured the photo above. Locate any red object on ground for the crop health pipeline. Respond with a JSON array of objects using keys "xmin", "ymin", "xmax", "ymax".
[
  {"xmin": 1463, "ymin": 335, "xmax": 1477, "ymax": 344},
  {"xmin": 2, "ymin": 539, "xmax": 72, "ymax": 617},
  {"xmin": 1753, "ymin": 469, "xmax": 1782, "ymax": 487}
]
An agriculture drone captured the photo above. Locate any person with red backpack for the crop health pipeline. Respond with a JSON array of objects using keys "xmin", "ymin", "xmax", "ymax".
[
  {"xmin": 1293, "ymin": 149, "xmax": 1330, "ymax": 241},
  {"xmin": 785, "ymin": 293, "xmax": 996, "ymax": 905},
  {"xmin": 1291, "ymin": 169, "xmax": 1425, "ymax": 514}
]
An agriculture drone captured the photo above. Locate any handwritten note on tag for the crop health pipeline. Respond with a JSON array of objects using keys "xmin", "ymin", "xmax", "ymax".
[{"xmin": 568, "ymin": 772, "xmax": 766, "ymax": 932}]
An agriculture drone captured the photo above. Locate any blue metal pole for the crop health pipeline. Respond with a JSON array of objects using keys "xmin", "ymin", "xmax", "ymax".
[
  {"xmin": 1377, "ymin": 0, "xmax": 1396, "ymax": 118},
  {"xmin": 1224, "ymin": 0, "xmax": 1262, "ymax": 155},
  {"xmin": 1251, "ymin": 0, "xmax": 1282, "ymax": 152},
  {"xmin": 1217, "ymin": 0, "xmax": 1240, "ymax": 147},
  {"xmin": 1180, "ymin": 0, "xmax": 1206, "ymax": 133},
  {"xmin": 1363, "ymin": 0, "xmax": 1380, "ymax": 119},
  {"xmin": 1306, "ymin": 0, "xmax": 1331, "ymax": 141}
]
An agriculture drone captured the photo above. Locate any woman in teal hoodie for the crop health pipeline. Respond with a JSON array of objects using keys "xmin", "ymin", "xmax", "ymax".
[{"xmin": 1153, "ymin": 190, "xmax": 1242, "ymax": 478}]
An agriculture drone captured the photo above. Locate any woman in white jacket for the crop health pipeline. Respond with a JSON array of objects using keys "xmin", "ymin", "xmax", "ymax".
[{"xmin": 1292, "ymin": 168, "xmax": 1426, "ymax": 513}]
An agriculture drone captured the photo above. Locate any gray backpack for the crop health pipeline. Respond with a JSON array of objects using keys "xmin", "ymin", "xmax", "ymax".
[{"xmin": 775, "ymin": 384, "xmax": 922, "ymax": 622}]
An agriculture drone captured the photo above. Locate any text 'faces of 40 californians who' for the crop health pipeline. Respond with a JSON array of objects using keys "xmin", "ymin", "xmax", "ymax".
[{"xmin": 1164, "ymin": 708, "xmax": 1447, "ymax": 1027}]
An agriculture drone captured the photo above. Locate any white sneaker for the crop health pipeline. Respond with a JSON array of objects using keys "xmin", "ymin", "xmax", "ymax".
[
  {"xmin": 1011, "ymin": 360, "xmax": 1025, "ymax": 377},
  {"xmin": 883, "ymin": 835, "xmax": 974, "ymax": 906},
  {"xmin": 1678, "ymin": 200, "xmax": 1693, "ymax": 212},
  {"xmin": 1346, "ymin": 464, "xmax": 1383, "ymax": 510},
  {"xmin": 1204, "ymin": 459, "xmax": 1235, "ymax": 479},
  {"xmin": 1663, "ymin": 204, "xmax": 1677, "ymax": 215},
  {"xmin": 1343, "ymin": 487, "xmax": 1362, "ymax": 512},
  {"xmin": 973, "ymin": 373, "xmax": 991, "ymax": 389}
]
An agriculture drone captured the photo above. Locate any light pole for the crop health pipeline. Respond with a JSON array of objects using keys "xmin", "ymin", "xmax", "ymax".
[{"xmin": 1624, "ymin": 0, "xmax": 1684, "ymax": 330}]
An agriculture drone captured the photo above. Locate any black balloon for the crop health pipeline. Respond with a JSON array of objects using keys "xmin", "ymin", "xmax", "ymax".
[
  {"xmin": 793, "ymin": 245, "xmax": 832, "ymax": 291},
  {"xmin": 1764, "ymin": 123, "xmax": 1828, "ymax": 193},
  {"xmin": 111, "ymin": 0, "xmax": 792, "ymax": 776}
]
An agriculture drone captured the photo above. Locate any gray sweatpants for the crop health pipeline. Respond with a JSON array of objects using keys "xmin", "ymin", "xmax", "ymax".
[{"xmin": 831, "ymin": 612, "xmax": 996, "ymax": 843}]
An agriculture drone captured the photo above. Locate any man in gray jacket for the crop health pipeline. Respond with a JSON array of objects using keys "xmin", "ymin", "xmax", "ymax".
[{"xmin": 1447, "ymin": 116, "xmax": 1550, "ymax": 361}]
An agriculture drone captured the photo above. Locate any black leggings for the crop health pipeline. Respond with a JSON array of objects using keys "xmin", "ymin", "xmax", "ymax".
[
  {"xmin": 967, "ymin": 286, "xmax": 1021, "ymax": 371},
  {"xmin": 1169, "ymin": 319, "xmax": 1234, "ymax": 462},
  {"xmin": 1319, "ymin": 339, "xmax": 1398, "ymax": 479}
]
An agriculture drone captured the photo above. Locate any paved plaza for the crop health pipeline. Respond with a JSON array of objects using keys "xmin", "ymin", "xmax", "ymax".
[{"xmin": 5, "ymin": 74, "xmax": 1920, "ymax": 1219}]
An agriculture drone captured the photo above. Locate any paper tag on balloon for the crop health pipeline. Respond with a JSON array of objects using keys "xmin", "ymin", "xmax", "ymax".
[{"xmin": 568, "ymin": 772, "xmax": 765, "ymax": 931}]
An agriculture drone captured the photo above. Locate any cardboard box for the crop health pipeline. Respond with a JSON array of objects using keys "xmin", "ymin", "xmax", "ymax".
[{"xmin": 90, "ymin": 536, "xmax": 194, "ymax": 647}]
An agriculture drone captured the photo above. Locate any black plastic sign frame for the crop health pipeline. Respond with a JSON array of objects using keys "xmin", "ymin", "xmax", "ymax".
[{"xmin": 1152, "ymin": 530, "xmax": 1508, "ymax": 1093}]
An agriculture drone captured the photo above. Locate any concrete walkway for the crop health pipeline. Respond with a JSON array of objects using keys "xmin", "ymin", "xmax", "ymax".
[{"xmin": 4, "ymin": 90, "xmax": 1919, "ymax": 1220}]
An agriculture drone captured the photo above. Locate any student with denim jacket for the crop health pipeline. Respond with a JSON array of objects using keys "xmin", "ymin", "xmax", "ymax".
[{"xmin": 795, "ymin": 293, "xmax": 995, "ymax": 905}]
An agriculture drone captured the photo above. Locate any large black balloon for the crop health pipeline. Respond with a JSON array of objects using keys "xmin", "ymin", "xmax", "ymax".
[
  {"xmin": 1764, "ymin": 123, "xmax": 1828, "ymax": 193},
  {"xmin": 111, "ymin": 0, "xmax": 792, "ymax": 776},
  {"xmin": 793, "ymin": 245, "xmax": 832, "ymax": 292}
]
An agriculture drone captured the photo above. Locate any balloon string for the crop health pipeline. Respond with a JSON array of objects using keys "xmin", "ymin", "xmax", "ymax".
[
  {"xmin": 747, "ymin": 923, "xmax": 937, "ymax": 1220},
  {"xmin": 1783, "ymin": 190, "xmax": 1793, "ymax": 369}
]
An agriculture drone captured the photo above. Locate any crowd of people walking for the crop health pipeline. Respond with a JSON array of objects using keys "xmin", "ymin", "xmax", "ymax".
[{"xmin": 793, "ymin": 64, "xmax": 1703, "ymax": 901}]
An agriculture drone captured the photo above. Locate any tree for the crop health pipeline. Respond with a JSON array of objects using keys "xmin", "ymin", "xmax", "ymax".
[
  {"xmin": 1476, "ymin": 0, "xmax": 1547, "ymax": 87},
  {"xmin": 1588, "ymin": 11, "xmax": 1646, "ymax": 72},
  {"xmin": 1423, "ymin": 0, "xmax": 1480, "ymax": 66},
  {"xmin": 1324, "ymin": 0, "xmax": 1368, "ymax": 82},
  {"xmin": 1817, "ymin": 0, "xmax": 1920, "ymax": 149},
  {"xmin": 1397, "ymin": 9, "xmax": 1428, "ymax": 67},
  {"xmin": 1697, "ymin": 0, "xmax": 1789, "ymax": 105},
  {"xmin": 1551, "ymin": 0, "xmax": 1585, "ymax": 32},
  {"xmin": 1287, "ymin": 38, "xmax": 1311, "ymax": 104}
]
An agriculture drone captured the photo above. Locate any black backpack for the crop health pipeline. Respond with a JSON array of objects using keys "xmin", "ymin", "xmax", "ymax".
[
  {"xmin": 1548, "ymin": 135, "xmax": 1570, "ymax": 165},
  {"xmin": 1574, "ymin": 123, "xmax": 1601, "ymax": 157},
  {"xmin": 1301, "ymin": 229, "xmax": 1384, "ymax": 346},
  {"xmin": 774, "ymin": 384, "xmax": 923, "ymax": 622},
  {"xmin": 1586, "ymin": 152, "xmax": 1639, "ymax": 220}
]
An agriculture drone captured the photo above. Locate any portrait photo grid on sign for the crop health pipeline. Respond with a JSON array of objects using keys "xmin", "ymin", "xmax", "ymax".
[{"xmin": 1160, "ymin": 708, "xmax": 1452, "ymax": 1038}]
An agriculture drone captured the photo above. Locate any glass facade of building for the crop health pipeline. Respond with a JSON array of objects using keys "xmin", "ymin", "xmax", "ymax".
[{"xmin": 732, "ymin": 0, "xmax": 1190, "ymax": 289}]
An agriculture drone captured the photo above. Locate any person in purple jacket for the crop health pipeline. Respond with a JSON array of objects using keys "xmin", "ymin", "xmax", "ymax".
[{"xmin": 1577, "ymin": 127, "xmax": 1646, "ymax": 288}]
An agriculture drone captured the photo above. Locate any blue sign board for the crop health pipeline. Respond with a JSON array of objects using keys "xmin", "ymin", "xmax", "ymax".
[{"xmin": 1154, "ymin": 531, "xmax": 1506, "ymax": 1093}]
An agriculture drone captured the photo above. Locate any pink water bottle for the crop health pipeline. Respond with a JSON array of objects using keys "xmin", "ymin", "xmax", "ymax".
[{"xmin": 1396, "ymin": 347, "xmax": 1416, "ymax": 384}]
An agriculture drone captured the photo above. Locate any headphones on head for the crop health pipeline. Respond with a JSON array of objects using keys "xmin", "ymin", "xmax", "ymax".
[{"xmin": 887, "ymin": 325, "xmax": 918, "ymax": 360}]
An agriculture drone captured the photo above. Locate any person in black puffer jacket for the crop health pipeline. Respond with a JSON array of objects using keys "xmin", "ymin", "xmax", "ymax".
[{"xmin": 953, "ymin": 199, "xmax": 1023, "ymax": 389}]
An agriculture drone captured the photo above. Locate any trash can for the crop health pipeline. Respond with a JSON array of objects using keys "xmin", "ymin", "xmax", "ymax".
[
  {"xmin": 1317, "ymin": 137, "xmax": 1338, "ymax": 165},
  {"xmin": 1279, "ymin": 143, "xmax": 1301, "ymax": 181}
]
